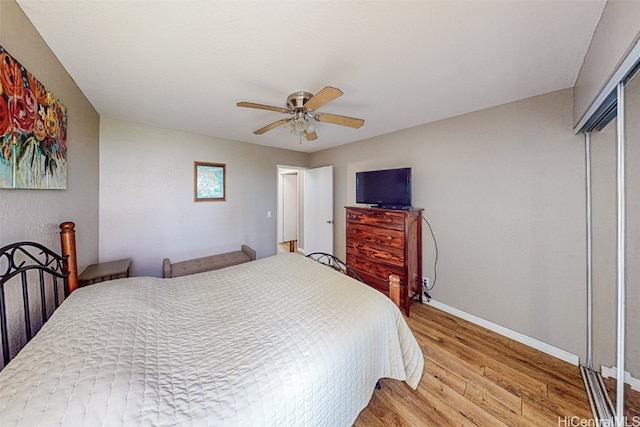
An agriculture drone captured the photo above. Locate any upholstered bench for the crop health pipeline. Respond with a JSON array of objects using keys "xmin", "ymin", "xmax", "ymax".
[{"xmin": 162, "ymin": 245, "xmax": 256, "ymax": 278}]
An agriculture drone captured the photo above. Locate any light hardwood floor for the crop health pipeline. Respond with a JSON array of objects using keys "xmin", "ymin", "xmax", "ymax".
[
  {"xmin": 604, "ymin": 377, "xmax": 640, "ymax": 421},
  {"xmin": 355, "ymin": 302, "xmax": 594, "ymax": 426},
  {"xmin": 278, "ymin": 240, "xmax": 298, "ymax": 253}
]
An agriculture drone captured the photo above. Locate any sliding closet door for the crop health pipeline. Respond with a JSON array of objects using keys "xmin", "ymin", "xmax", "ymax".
[
  {"xmin": 590, "ymin": 118, "xmax": 617, "ymax": 379},
  {"xmin": 624, "ymin": 69, "xmax": 639, "ymax": 417}
]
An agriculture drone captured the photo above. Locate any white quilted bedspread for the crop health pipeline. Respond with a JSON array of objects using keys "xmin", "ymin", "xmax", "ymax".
[{"xmin": 0, "ymin": 254, "xmax": 423, "ymax": 426}]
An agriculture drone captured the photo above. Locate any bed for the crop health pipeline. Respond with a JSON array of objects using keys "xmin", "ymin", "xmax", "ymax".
[{"xmin": 0, "ymin": 223, "xmax": 424, "ymax": 426}]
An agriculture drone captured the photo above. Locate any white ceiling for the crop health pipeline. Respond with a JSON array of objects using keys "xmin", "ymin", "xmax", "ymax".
[{"xmin": 17, "ymin": 0, "xmax": 606, "ymax": 153}]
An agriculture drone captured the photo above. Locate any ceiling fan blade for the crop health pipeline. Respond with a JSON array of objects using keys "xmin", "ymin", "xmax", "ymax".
[
  {"xmin": 304, "ymin": 130, "xmax": 318, "ymax": 141},
  {"xmin": 315, "ymin": 113, "xmax": 364, "ymax": 129},
  {"xmin": 237, "ymin": 102, "xmax": 290, "ymax": 114},
  {"xmin": 304, "ymin": 86, "xmax": 343, "ymax": 111},
  {"xmin": 254, "ymin": 119, "xmax": 289, "ymax": 135}
]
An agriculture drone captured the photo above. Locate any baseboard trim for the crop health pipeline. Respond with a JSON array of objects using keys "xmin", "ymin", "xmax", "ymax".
[
  {"xmin": 425, "ymin": 299, "xmax": 580, "ymax": 366},
  {"xmin": 600, "ymin": 365, "xmax": 640, "ymax": 392}
]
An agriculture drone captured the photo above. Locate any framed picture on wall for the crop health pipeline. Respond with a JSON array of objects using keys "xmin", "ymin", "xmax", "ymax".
[{"xmin": 194, "ymin": 161, "xmax": 226, "ymax": 202}]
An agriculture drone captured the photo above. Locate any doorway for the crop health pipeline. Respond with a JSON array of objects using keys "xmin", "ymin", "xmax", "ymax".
[
  {"xmin": 276, "ymin": 165, "xmax": 334, "ymax": 256},
  {"xmin": 277, "ymin": 166, "xmax": 303, "ymax": 254}
]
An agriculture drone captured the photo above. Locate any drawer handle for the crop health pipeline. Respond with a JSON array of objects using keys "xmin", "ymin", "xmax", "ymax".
[{"xmin": 326, "ymin": 220, "xmax": 334, "ymax": 224}]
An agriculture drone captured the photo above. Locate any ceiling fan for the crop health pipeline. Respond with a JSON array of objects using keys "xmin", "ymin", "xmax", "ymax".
[{"xmin": 237, "ymin": 86, "xmax": 364, "ymax": 143}]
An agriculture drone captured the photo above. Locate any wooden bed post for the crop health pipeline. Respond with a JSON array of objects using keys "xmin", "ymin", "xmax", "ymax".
[
  {"xmin": 60, "ymin": 222, "xmax": 79, "ymax": 293},
  {"xmin": 389, "ymin": 274, "xmax": 401, "ymax": 308}
]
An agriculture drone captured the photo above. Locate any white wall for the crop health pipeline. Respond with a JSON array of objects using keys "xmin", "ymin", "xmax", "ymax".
[
  {"xmin": 99, "ymin": 118, "xmax": 309, "ymax": 277},
  {"xmin": 311, "ymin": 89, "xmax": 588, "ymax": 360},
  {"xmin": 0, "ymin": 0, "xmax": 99, "ymax": 269},
  {"xmin": 281, "ymin": 173, "xmax": 298, "ymax": 243}
]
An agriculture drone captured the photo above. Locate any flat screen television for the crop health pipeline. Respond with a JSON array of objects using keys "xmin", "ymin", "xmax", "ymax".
[{"xmin": 355, "ymin": 167, "xmax": 411, "ymax": 209}]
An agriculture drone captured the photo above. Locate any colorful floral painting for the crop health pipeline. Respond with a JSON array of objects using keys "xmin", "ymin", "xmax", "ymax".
[{"xmin": 0, "ymin": 45, "xmax": 67, "ymax": 189}]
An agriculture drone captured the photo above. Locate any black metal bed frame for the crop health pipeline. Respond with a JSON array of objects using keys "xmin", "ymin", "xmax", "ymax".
[
  {"xmin": 305, "ymin": 252, "xmax": 365, "ymax": 284},
  {"xmin": 0, "ymin": 241, "xmax": 69, "ymax": 367}
]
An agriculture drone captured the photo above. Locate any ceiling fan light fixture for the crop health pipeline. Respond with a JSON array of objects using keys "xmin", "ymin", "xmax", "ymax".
[
  {"xmin": 237, "ymin": 86, "xmax": 365, "ymax": 143},
  {"xmin": 306, "ymin": 121, "xmax": 316, "ymax": 134},
  {"xmin": 294, "ymin": 118, "xmax": 308, "ymax": 133},
  {"xmin": 284, "ymin": 112, "xmax": 315, "ymax": 137},
  {"xmin": 283, "ymin": 120, "xmax": 295, "ymax": 133}
]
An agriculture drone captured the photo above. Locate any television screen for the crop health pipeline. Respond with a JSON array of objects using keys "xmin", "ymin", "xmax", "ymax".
[{"xmin": 355, "ymin": 167, "xmax": 411, "ymax": 208}]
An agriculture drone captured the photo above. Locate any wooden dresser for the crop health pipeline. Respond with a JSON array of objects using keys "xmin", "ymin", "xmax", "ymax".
[{"xmin": 346, "ymin": 207, "xmax": 423, "ymax": 316}]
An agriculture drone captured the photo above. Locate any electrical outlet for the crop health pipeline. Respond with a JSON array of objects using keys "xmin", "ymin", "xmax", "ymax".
[
  {"xmin": 422, "ymin": 277, "xmax": 431, "ymax": 303},
  {"xmin": 422, "ymin": 277, "xmax": 429, "ymax": 289}
]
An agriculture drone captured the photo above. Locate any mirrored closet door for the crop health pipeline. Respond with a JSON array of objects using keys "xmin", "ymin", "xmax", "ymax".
[
  {"xmin": 590, "ymin": 113, "xmax": 617, "ymax": 405},
  {"xmin": 586, "ymin": 66, "xmax": 640, "ymax": 422},
  {"xmin": 622, "ymin": 66, "xmax": 639, "ymax": 421}
]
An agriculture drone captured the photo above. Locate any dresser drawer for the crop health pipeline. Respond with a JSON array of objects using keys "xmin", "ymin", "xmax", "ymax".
[
  {"xmin": 352, "ymin": 267, "xmax": 390, "ymax": 294},
  {"xmin": 347, "ymin": 241, "xmax": 404, "ymax": 267},
  {"xmin": 346, "ymin": 208, "xmax": 405, "ymax": 231},
  {"xmin": 347, "ymin": 223, "xmax": 405, "ymax": 250},
  {"xmin": 348, "ymin": 251, "xmax": 405, "ymax": 278}
]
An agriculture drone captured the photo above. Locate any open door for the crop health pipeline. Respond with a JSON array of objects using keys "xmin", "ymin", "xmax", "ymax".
[{"xmin": 303, "ymin": 166, "xmax": 333, "ymax": 255}]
